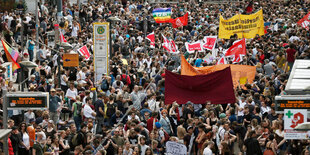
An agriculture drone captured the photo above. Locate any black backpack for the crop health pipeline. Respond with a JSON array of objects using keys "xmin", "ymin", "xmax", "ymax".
[
  {"xmin": 106, "ymin": 103, "xmax": 115, "ymax": 118},
  {"xmin": 101, "ymin": 79, "xmax": 109, "ymax": 91},
  {"xmin": 75, "ymin": 102, "xmax": 83, "ymax": 116},
  {"xmin": 121, "ymin": 74, "xmax": 127, "ymax": 85}
]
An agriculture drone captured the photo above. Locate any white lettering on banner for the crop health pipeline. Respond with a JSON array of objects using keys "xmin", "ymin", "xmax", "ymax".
[{"xmin": 166, "ymin": 141, "xmax": 187, "ymax": 155}]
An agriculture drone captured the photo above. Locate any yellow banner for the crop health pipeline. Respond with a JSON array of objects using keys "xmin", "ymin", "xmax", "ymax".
[{"xmin": 219, "ymin": 9, "xmax": 265, "ymax": 39}]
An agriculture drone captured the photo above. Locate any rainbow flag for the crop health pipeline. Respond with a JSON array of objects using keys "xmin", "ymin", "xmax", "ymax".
[
  {"xmin": 152, "ymin": 8, "xmax": 171, "ymax": 23},
  {"xmin": 1, "ymin": 40, "xmax": 20, "ymax": 72}
]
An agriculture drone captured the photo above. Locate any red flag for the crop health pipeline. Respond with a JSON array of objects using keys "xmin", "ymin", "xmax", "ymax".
[
  {"xmin": 162, "ymin": 34, "xmax": 170, "ymax": 51},
  {"xmin": 297, "ymin": 12, "xmax": 310, "ymax": 30},
  {"xmin": 185, "ymin": 41, "xmax": 203, "ymax": 53},
  {"xmin": 162, "ymin": 34, "xmax": 179, "ymax": 53},
  {"xmin": 78, "ymin": 45, "xmax": 91, "ymax": 60},
  {"xmin": 60, "ymin": 31, "xmax": 67, "ymax": 43},
  {"xmin": 217, "ymin": 56, "xmax": 227, "ymax": 65},
  {"xmin": 245, "ymin": 1, "xmax": 253, "ymax": 14},
  {"xmin": 169, "ymin": 40, "xmax": 179, "ymax": 54},
  {"xmin": 202, "ymin": 36, "xmax": 217, "ymax": 50},
  {"xmin": 169, "ymin": 12, "xmax": 188, "ymax": 28},
  {"xmin": 225, "ymin": 39, "xmax": 246, "ymax": 63},
  {"xmin": 165, "ymin": 67, "xmax": 235, "ymax": 104},
  {"xmin": 146, "ymin": 32, "xmax": 155, "ymax": 48}
]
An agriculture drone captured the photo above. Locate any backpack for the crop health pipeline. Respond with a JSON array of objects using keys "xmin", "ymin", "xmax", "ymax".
[
  {"xmin": 121, "ymin": 74, "xmax": 127, "ymax": 85},
  {"xmin": 106, "ymin": 103, "xmax": 115, "ymax": 118},
  {"xmin": 75, "ymin": 102, "xmax": 83, "ymax": 116},
  {"xmin": 129, "ymin": 75, "xmax": 135, "ymax": 89},
  {"xmin": 101, "ymin": 79, "xmax": 109, "ymax": 91},
  {"xmin": 71, "ymin": 132, "xmax": 82, "ymax": 147},
  {"xmin": 162, "ymin": 129, "xmax": 170, "ymax": 142}
]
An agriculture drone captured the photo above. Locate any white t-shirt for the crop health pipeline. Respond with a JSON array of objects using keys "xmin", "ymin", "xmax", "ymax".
[
  {"xmin": 66, "ymin": 88, "xmax": 78, "ymax": 100},
  {"xmin": 237, "ymin": 101, "xmax": 247, "ymax": 116},
  {"xmin": 22, "ymin": 132, "xmax": 30, "ymax": 148},
  {"xmin": 203, "ymin": 147, "xmax": 212, "ymax": 155},
  {"xmin": 83, "ymin": 104, "xmax": 95, "ymax": 119},
  {"xmin": 140, "ymin": 144, "xmax": 149, "ymax": 155}
]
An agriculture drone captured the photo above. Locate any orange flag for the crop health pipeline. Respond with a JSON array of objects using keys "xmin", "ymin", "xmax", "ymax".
[{"xmin": 181, "ymin": 55, "xmax": 256, "ymax": 88}]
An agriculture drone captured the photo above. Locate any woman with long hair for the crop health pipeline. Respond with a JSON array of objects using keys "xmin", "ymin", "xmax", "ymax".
[
  {"xmin": 218, "ymin": 142, "xmax": 231, "ymax": 155},
  {"xmin": 18, "ymin": 123, "xmax": 30, "ymax": 154},
  {"xmin": 195, "ymin": 124, "xmax": 207, "ymax": 155},
  {"xmin": 159, "ymin": 109, "xmax": 173, "ymax": 136},
  {"xmin": 59, "ymin": 130, "xmax": 70, "ymax": 155},
  {"xmin": 51, "ymin": 136, "xmax": 60, "ymax": 155}
]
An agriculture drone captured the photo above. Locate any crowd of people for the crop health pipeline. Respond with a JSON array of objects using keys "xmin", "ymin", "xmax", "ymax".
[{"xmin": 0, "ymin": 0, "xmax": 310, "ymax": 155}]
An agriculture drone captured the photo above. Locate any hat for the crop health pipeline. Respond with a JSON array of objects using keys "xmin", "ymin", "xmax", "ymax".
[
  {"xmin": 56, "ymin": 88, "xmax": 62, "ymax": 91},
  {"xmin": 187, "ymin": 126, "xmax": 193, "ymax": 131},
  {"xmin": 155, "ymin": 122, "xmax": 161, "ymax": 129},
  {"xmin": 161, "ymin": 73, "xmax": 165, "ymax": 78},
  {"xmin": 50, "ymin": 88, "xmax": 56, "ymax": 92},
  {"xmin": 219, "ymin": 113, "xmax": 226, "ymax": 119},
  {"xmin": 30, "ymin": 75, "xmax": 35, "ymax": 78},
  {"xmin": 11, "ymin": 126, "xmax": 18, "ymax": 130},
  {"xmin": 48, "ymin": 120, "xmax": 53, "ymax": 124},
  {"xmin": 29, "ymin": 118, "xmax": 35, "ymax": 123},
  {"xmin": 186, "ymin": 101, "xmax": 193, "ymax": 106},
  {"xmin": 23, "ymin": 52, "xmax": 29, "ymax": 56}
]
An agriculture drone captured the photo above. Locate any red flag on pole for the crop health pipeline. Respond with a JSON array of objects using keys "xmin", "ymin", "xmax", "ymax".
[
  {"xmin": 297, "ymin": 12, "xmax": 310, "ymax": 30},
  {"xmin": 60, "ymin": 31, "xmax": 67, "ymax": 43},
  {"xmin": 169, "ymin": 12, "xmax": 189, "ymax": 28},
  {"xmin": 185, "ymin": 41, "xmax": 203, "ymax": 53},
  {"xmin": 225, "ymin": 39, "xmax": 246, "ymax": 63},
  {"xmin": 146, "ymin": 32, "xmax": 155, "ymax": 48},
  {"xmin": 165, "ymin": 67, "xmax": 235, "ymax": 104},
  {"xmin": 245, "ymin": 1, "xmax": 253, "ymax": 14},
  {"xmin": 162, "ymin": 34, "xmax": 179, "ymax": 53},
  {"xmin": 202, "ymin": 36, "xmax": 217, "ymax": 50},
  {"xmin": 217, "ymin": 56, "xmax": 227, "ymax": 65},
  {"xmin": 78, "ymin": 45, "xmax": 91, "ymax": 60}
]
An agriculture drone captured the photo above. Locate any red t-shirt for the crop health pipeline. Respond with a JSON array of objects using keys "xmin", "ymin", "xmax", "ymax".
[
  {"xmin": 147, "ymin": 117, "xmax": 158, "ymax": 132},
  {"xmin": 286, "ymin": 48, "xmax": 296, "ymax": 62}
]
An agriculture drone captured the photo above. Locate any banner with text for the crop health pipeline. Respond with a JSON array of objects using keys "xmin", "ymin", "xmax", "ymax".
[{"xmin": 219, "ymin": 9, "xmax": 265, "ymax": 39}]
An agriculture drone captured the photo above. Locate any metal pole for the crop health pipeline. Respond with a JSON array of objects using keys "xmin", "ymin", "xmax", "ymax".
[
  {"xmin": 2, "ymin": 88, "xmax": 8, "ymax": 155},
  {"xmin": 58, "ymin": 53, "xmax": 61, "ymax": 88}
]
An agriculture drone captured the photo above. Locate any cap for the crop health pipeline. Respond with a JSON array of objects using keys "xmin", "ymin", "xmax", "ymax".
[
  {"xmin": 56, "ymin": 88, "xmax": 62, "ymax": 91},
  {"xmin": 48, "ymin": 120, "xmax": 53, "ymax": 124},
  {"xmin": 155, "ymin": 122, "xmax": 161, "ymax": 129},
  {"xmin": 30, "ymin": 75, "xmax": 35, "ymax": 78},
  {"xmin": 219, "ymin": 113, "xmax": 226, "ymax": 119},
  {"xmin": 50, "ymin": 88, "xmax": 56, "ymax": 92},
  {"xmin": 29, "ymin": 118, "xmax": 35, "ymax": 123},
  {"xmin": 187, "ymin": 126, "xmax": 194, "ymax": 131},
  {"xmin": 11, "ymin": 126, "xmax": 18, "ymax": 130},
  {"xmin": 186, "ymin": 101, "xmax": 193, "ymax": 106},
  {"xmin": 23, "ymin": 53, "xmax": 29, "ymax": 56},
  {"xmin": 161, "ymin": 73, "xmax": 165, "ymax": 78}
]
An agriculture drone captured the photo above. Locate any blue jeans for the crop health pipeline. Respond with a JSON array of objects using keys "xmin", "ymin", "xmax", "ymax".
[
  {"xmin": 28, "ymin": 49, "xmax": 33, "ymax": 61},
  {"xmin": 74, "ymin": 116, "xmax": 82, "ymax": 131}
]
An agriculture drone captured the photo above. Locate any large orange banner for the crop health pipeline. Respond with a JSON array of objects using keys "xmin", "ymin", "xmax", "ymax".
[{"xmin": 181, "ymin": 55, "xmax": 256, "ymax": 88}]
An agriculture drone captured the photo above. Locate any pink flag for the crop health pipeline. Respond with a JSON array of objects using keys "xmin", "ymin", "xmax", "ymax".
[
  {"xmin": 202, "ymin": 36, "xmax": 217, "ymax": 50},
  {"xmin": 60, "ymin": 31, "xmax": 67, "ymax": 43},
  {"xmin": 78, "ymin": 45, "xmax": 91, "ymax": 60},
  {"xmin": 146, "ymin": 32, "xmax": 155, "ymax": 48},
  {"xmin": 217, "ymin": 56, "xmax": 227, "ymax": 65},
  {"xmin": 185, "ymin": 41, "xmax": 203, "ymax": 53},
  {"xmin": 225, "ymin": 39, "xmax": 246, "ymax": 63}
]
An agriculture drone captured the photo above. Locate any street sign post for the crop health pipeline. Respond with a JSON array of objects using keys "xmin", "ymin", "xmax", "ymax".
[{"xmin": 63, "ymin": 53, "xmax": 79, "ymax": 67}]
